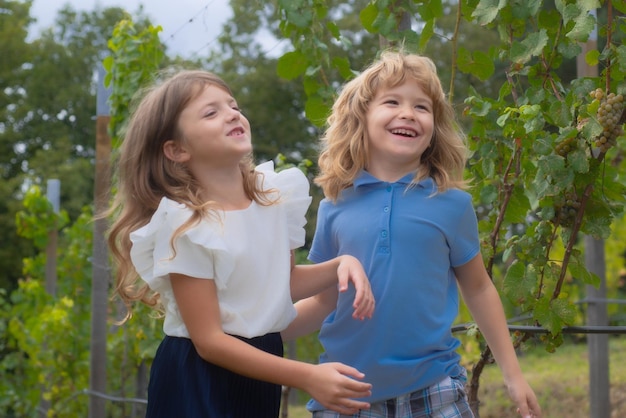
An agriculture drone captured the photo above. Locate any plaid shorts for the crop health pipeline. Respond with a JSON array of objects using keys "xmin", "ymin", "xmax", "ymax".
[{"xmin": 311, "ymin": 373, "xmax": 474, "ymax": 418}]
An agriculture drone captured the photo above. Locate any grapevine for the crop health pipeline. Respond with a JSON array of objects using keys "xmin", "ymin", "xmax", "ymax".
[
  {"xmin": 555, "ymin": 135, "xmax": 577, "ymax": 157},
  {"xmin": 590, "ymin": 88, "xmax": 625, "ymax": 153},
  {"xmin": 554, "ymin": 191, "xmax": 581, "ymax": 227}
]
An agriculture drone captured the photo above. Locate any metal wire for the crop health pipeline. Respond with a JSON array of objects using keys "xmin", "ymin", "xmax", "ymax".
[{"xmin": 452, "ymin": 323, "xmax": 626, "ymax": 334}]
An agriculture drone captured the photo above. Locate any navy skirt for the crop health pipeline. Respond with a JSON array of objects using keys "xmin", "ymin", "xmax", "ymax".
[{"xmin": 145, "ymin": 333, "xmax": 284, "ymax": 418}]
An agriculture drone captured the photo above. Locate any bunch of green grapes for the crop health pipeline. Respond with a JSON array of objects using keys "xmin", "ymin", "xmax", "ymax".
[
  {"xmin": 554, "ymin": 191, "xmax": 581, "ymax": 227},
  {"xmin": 555, "ymin": 136, "xmax": 577, "ymax": 157},
  {"xmin": 591, "ymin": 88, "xmax": 624, "ymax": 152}
]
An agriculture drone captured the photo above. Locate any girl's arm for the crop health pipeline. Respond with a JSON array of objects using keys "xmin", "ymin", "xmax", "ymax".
[
  {"xmin": 289, "ymin": 252, "xmax": 375, "ymax": 320},
  {"xmin": 455, "ymin": 255, "xmax": 542, "ymax": 418},
  {"xmin": 171, "ymin": 273, "xmax": 372, "ymax": 414},
  {"xmin": 281, "ymin": 286, "xmax": 338, "ymax": 341}
]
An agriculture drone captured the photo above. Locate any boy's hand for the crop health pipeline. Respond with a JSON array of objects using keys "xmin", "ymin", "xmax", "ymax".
[{"xmin": 507, "ymin": 376, "xmax": 542, "ymax": 418}]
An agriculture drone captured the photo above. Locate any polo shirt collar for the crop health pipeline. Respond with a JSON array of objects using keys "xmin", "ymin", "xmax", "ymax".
[{"xmin": 354, "ymin": 170, "xmax": 434, "ymax": 189}]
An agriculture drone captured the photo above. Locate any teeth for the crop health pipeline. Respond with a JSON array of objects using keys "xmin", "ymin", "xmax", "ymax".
[{"xmin": 391, "ymin": 128, "xmax": 417, "ymax": 137}]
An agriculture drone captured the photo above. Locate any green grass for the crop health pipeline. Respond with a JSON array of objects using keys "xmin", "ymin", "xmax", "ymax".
[{"xmin": 281, "ymin": 336, "xmax": 626, "ymax": 418}]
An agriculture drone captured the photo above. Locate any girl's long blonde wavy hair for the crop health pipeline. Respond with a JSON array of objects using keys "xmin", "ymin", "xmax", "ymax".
[
  {"xmin": 315, "ymin": 50, "xmax": 469, "ymax": 202},
  {"xmin": 107, "ymin": 69, "xmax": 273, "ymax": 321}
]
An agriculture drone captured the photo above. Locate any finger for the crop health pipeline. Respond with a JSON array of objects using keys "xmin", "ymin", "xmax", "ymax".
[
  {"xmin": 351, "ymin": 281, "xmax": 372, "ymax": 313},
  {"xmin": 363, "ymin": 296, "xmax": 375, "ymax": 318},
  {"xmin": 339, "ymin": 378, "xmax": 373, "ymax": 396},
  {"xmin": 338, "ymin": 381, "xmax": 372, "ymax": 400},
  {"xmin": 350, "ymin": 276, "xmax": 367, "ymax": 305},
  {"xmin": 346, "ymin": 399, "xmax": 371, "ymax": 410},
  {"xmin": 344, "ymin": 380, "xmax": 373, "ymax": 395},
  {"xmin": 351, "ymin": 291, "xmax": 367, "ymax": 318},
  {"xmin": 333, "ymin": 363, "xmax": 367, "ymax": 381},
  {"xmin": 344, "ymin": 387, "xmax": 373, "ymax": 399},
  {"xmin": 327, "ymin": 396, "xmax": 371, "ymax": 414},
  {"xmin": 369, "ymin": 297, "xmax": 376, "ymax": 317},
  {"xmin": 327, "ymin": 403, "xmax": 361, "ymax": 416},
  {"xmin": 527, "ymin": 397, "xmax": 542, "ymax": 417},
  {"xmin": 337, "ymin": 270, "xmax": 349, "ymax": 292},
  {"xmin": 516, "ymin": 403, "xmax": 530, "ymax": 418},
  {"xmin": 352, "ymin": 297, "xmax": 374, "ymax": 320},
  {"xmin": 357, "ymin": 293, "xmax": 376, "ymax": 318}
]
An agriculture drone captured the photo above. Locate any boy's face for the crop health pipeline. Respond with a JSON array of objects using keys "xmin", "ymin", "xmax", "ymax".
[{"xmin": 364, "ymin": 80, "xmax": 434, "ymax": 180}]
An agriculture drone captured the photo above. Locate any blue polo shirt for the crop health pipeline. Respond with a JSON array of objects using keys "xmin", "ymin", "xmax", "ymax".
[{"xmin": 307, "ymin": 170, "xmax": 480, "ymax": 408}]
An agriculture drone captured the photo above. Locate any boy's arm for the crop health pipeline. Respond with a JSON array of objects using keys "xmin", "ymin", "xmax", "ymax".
[{"xmin": 455, "ymin": 254, "xmax": 542, "ymax": 418}]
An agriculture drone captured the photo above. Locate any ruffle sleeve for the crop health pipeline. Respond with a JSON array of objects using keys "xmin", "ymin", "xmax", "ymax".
[
  {"xmin": 130, "ymin": 197, "xmax": 234, "ymax": 291},
  {"xmin": 256, "ymin": 161, "xmax": 312, "ymax": 249}
]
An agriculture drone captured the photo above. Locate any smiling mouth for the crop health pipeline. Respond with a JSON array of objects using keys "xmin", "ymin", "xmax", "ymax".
[
  {"xmin": 228, "ymin": 127, "xmax": 245, "ymax": 136},
  {"xmin": 390, "ymin": 128, "xmax": 417, "ymax": 137}
]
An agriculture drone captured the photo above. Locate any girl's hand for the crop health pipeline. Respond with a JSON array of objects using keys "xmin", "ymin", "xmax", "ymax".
[
  {"xmin": 336, "ymin": 255, "xmax": 375, "ymax": 320},
  {"xmin": 304, "ymin": 362, "xmax": 372, "ymax": 414}
]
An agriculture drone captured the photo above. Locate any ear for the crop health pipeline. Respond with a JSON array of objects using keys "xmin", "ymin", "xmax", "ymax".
[{"xmin": 163, "ymin": 140, "xmax": 191, "ymax": 163}]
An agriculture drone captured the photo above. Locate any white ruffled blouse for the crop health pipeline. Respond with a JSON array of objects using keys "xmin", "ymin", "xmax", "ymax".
[{"xmin": 129, "ymin": 161, "xmax": 312, "ymax": 339}]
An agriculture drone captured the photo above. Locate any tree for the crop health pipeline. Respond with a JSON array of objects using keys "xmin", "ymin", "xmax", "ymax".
[
  {"xmin": 0, "ymin": 4, "xmax": 155, "ymax": 293},
  {"xmin": 0, "ymin": 6, "xmax": 162, "ymax": 417},
  {"xmin": 203, "ymin": 0, "xmax": 321, "ymax": 165},
  {"xmin": 0, "ymin": 0, "xmax": 36, "ymax": 292},
  {"xmin": 21, "ymin": 5, "xmax": 150, "ymax": 219},
  {"xmin": 1, "ymin": 187, "xmax": 88, "ymax": 417}
]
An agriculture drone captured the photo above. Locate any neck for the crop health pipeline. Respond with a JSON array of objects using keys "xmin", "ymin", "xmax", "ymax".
[
  {"xmin": 365, "ymin": 161, "xmax": 418, "ymax": 183},
  {"xmin": 197, "ymin": 166, "xmax": 251, "ymax": 210}
]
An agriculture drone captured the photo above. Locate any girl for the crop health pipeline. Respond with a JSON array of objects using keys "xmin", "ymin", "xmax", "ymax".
[
  {"xmin": 294, "ymin": 51, "xmax": 542, "ymax": 418},
  {"xmin": 107, "ymin": 69, "xmax": 375, "ymax": 417}
]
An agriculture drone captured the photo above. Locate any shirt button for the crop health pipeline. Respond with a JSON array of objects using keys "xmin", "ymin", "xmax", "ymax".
[
  {"xmin": 383, "ymin": 206, "xmax": 389, "ymax": 212},
  {"xmin": 381, "ymin": 230, "xmax": 388, "ymax": 238}
]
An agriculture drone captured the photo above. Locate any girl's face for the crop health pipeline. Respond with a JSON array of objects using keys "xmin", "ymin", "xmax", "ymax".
[
  {"xmin": 364, "ymin": 80, "xmax": 434, "ymax": 179},
  {"xmin": 174, "ymin": 84, "xmax": 252, "ymax": 170}
]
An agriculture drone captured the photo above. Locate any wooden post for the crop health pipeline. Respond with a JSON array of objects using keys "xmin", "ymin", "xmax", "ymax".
[
  {"xmin": 40, "ymin": 180, "xmax": 60, "ymax": 417},
  {"xmin": 578, "ymin": 10, "xmax": 610, "ymax": 418},
  {"xmin": 45, "ymin": 179, "xmax": 60, "ymax": 296},
  {"xmin": 584, "ymin": 237, "xmax": 610, "ymax": 418},
  {"xmin": 90, "ymin": 64, "xmax": 111, "ymax": 418}
]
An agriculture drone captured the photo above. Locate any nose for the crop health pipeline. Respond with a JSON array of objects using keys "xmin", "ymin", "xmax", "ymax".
[
  {"xmin": 399, "ymin": 105, "xmax": 416, "ymax": 120},
  {"xmin": 227, "ymin": 107, "xmax": 241, "ymax": 121}
]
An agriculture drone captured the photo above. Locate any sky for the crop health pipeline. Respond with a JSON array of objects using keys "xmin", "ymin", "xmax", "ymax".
[{"xmin": 28, "ymin": 0, "xmax": 235, "ymax": 58}]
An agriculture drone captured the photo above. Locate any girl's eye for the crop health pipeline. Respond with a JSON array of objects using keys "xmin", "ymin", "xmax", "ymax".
[{"xmin": 384, "ymin": 100, "xmax": 398, "ymax": 105}]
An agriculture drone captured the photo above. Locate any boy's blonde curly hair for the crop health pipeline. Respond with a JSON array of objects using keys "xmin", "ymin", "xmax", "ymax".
[{"xmin": 315, "ymin": 50, "xmax": 469, "ymax": 202}]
